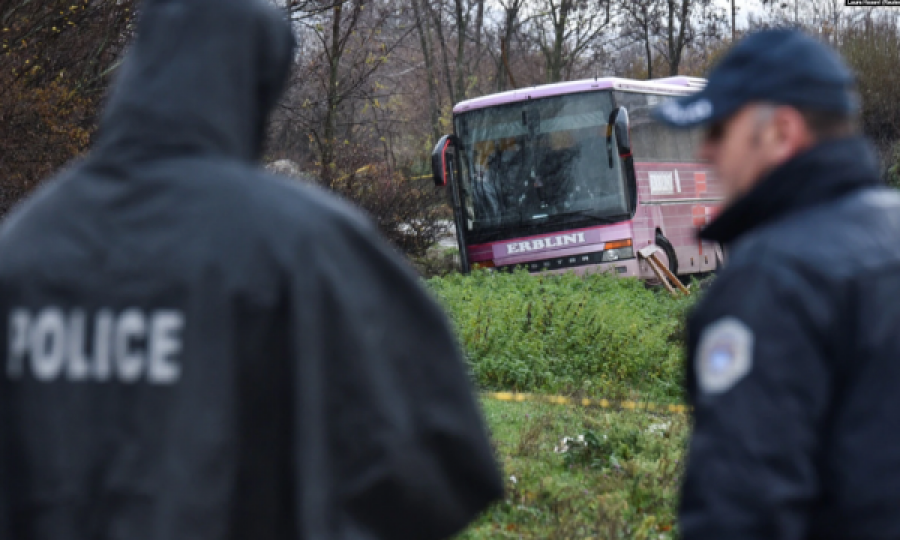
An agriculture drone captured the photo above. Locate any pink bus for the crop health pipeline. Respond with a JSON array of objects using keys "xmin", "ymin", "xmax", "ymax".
[{"xmin": 431, "ymin": 76, "xmax": 725, "ymax": 280}]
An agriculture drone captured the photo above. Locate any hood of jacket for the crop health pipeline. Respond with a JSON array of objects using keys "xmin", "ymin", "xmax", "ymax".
[{"xmin": 90, "ymin": 0, "xmax": 296, "ymax": 167}]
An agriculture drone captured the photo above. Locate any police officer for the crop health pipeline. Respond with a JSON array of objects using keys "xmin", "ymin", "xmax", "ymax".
[
  {"xmin": 653, "ymin": 29, "xmax": 900, "ymax": 539},
  {"xmin": 0, "ymin": 0, "xmax": 502, "ymax": 538}
]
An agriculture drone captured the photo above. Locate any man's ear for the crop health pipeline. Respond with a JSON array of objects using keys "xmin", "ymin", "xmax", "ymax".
[{"xmin": 773, "ymin": 107, "xmax": 815, "ymax": 162}]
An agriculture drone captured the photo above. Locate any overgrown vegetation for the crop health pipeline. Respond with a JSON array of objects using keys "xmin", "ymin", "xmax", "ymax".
[
  {"xmin": 457, "ymin": 398, "xmax": 688, "ymax": 539},
  {"xmin": 1, "ymin": 0, "xmax": 135, "ymax": 214},
  {"xmin": 424, "ymin": 268, "xmax": 702, "ymax": 538},
  {"xmin": 427, "ymin": 269, "xmax": 697, "ymax": 402}
]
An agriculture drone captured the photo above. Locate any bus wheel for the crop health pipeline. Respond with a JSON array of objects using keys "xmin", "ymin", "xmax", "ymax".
[{"xmin": 655, "ymin": 231, "xmax": 678, "ymax": 275}]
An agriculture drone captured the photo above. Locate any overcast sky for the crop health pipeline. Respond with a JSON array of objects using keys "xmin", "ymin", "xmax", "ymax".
[{"xmin": 719, "ymin": 0, "xmax": 767, "ymax": 28}]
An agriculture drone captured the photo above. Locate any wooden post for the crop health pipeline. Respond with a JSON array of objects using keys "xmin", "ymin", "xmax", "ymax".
[
  {"xmin": 639, "ymin": 245, "xmax": 691, "ymax": 297},
  {"xmin": 731, "ymin": 0, "xmax": 736, "ymax": 41}
]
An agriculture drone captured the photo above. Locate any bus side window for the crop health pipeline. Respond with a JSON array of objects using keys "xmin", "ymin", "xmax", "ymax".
[
  {"xmin": 619, "ymin": 96, "xmax": 699, "ymax": 162},
  {"xmin": 613, "ymin": 91, "xmax": 693, "ymax": 162}
]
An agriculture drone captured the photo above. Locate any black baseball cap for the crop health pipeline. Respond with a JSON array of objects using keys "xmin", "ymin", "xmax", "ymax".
[{"xmin": 652, "ymin": 28, "xmax": 859, "ymax": 129}]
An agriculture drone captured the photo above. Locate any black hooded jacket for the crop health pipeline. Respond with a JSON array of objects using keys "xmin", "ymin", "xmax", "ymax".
[
  {"xmin": 680, "ymin": 136, "xmax": 900, "ymax": 540},
  {"xmin": 0, "ymin": 1, "xmax": 502, "ymax": 539}
]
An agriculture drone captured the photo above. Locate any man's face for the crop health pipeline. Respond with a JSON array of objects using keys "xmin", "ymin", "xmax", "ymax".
[
  {"xmin": 697, "ymin": 102, "xmax": 819, "ymax": 208},
  {"xmin": 697, "ymin": 104, "xmax": 783, "ymax": 206}
]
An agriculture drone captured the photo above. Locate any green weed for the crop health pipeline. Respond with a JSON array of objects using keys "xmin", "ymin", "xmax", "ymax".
[
  {"xmin": 457, "ymin": 399, "xmax": 688, "ymax": 540},
  {"xmin": 427, "ymin": 269, "xmax": 698, "ymax": 401}
]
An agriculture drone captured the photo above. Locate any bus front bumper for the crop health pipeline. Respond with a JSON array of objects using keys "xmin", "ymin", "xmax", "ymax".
[{"xmin": 490, "ymin": 258, "xmax": 641, "ymax": 278}]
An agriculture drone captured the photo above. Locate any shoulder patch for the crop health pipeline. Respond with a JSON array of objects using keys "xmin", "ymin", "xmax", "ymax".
[{"xmin": 696, "ymin": 317, "xmax": 754, "ymax": 395}]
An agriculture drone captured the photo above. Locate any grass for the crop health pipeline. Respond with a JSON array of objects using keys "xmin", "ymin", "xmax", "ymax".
[
  {"xmin": 457, "ymin": 397, "xmax": 689, "ymax": 540},
  {"xmin": 427, "ymin": 269, "xmax": 698, "ymax": 402},
  {"xmin": 425, "ymin": 270, "xmax": 702, "ymax": 538}
]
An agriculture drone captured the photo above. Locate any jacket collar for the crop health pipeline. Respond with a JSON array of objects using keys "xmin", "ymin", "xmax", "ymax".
[{"xmin": 700, "ymin": 136, "xmax": 882, "ymax": 246}]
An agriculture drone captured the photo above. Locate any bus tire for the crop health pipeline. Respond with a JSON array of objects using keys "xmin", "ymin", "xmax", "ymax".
[{"xmin": 655, "ymin": 231, "xmax": 678, "ymax": 275}]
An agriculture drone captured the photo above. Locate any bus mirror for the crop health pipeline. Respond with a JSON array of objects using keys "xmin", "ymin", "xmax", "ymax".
[
  {"xmin": 431, "ymin": 134, "xmax": 459, "ymax": 187},
  {"xmin": 614, "ymin": 107, "xmax": 631, "ymax": 155},
  {"xmin": 606, "ymin": 107, "xmax": 632, "ymax": 167}
]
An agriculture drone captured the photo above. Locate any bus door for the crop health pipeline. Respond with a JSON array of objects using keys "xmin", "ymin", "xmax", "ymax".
[{"xmin": 431, "ymin": 135, "xmax": 471, "ymax": 273}]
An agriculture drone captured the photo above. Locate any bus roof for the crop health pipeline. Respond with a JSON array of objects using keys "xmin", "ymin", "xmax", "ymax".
[{"xmin": 452, "ymin": 76, "xmax": 707, "ymax": 115}]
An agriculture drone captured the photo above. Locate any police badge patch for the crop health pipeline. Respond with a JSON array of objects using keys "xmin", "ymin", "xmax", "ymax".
[{"xmin": 696, "ymin": 317, "xmax": 754, "ymax": 395}]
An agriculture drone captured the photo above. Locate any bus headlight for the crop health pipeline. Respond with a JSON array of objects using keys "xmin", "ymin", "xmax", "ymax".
[{"xmin": 601, "ymin": 246, "xmax": 634, "ymax": 262}]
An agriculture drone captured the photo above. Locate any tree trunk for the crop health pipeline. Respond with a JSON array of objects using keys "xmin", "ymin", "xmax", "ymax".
[
  {"xmin": 496, "ymin": 1, "xmax": 520, "ymax": 91},
  {"xmin": 427, "ymin": 1, "xmax": 457, "ymax": 105},
  {"xmin": 412, "ymin": 0, "xmax": 441, "ymax": 144},
  {"xmin": 644, "ymin": 12, "xmax": 653, "ymax": 79},
  {"xmin": 454, "ymin": 0, "xmax": 467, "ymax": 101},
  {"xmin": 472, "ymin": 0, "xmax": 484, "ymax": 77},
  {"xmin": 322, "ymin": 1, "xmax": 343, "ymax": 183},
  {"xmin": 731, "ymin": 0, "xmax": 735, "ymax": 41},
  {"xmin": 497, "ymin": 34, "xmax": 508, "ymax": 92},
  {"xmin": 548, "ymin": 0, "xmax": 570, "ymax": 82},
  {"xmin": 666, "ymin": 0, "xmax": 691, "ymax": 76},
  {"xmin": 666, "ymin": 0, "xmax": 676, "ymax": 75}
]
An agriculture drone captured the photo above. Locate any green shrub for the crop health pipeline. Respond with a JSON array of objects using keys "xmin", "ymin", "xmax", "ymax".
[{"xmin": 427, "ymin": 269, "xmax": 698, "ymax": 401}]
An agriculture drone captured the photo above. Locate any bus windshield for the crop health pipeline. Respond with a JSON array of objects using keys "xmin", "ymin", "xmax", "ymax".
[{"xmin": 455, "ymin": 91, "xmax": 627, "ymax": 243}]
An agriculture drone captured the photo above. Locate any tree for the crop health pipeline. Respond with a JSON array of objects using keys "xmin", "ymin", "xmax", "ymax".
[
  {"xmin": 494, "ymin": 0, "xmax": 527, "ymax": 91},
  {"xmin": 0, "ymin": 0, "xmax": 134, "ymax": 215},
  {"xmin": 840, "ymin": 12, "xmax": 900, "ymax": 171},
  {"xmin": 529, "ymin": 0, "xmax": 613, "ymax": 83},
  {"xmin": 280, "ymin": 0, "xmax": 409, "ymax": 183},
  {"xmin": 454, "ymin": 0, "xmax": 486, "ymax": 101},
  {"xmin": 620, "ymin": 0, "xmax": 662, "ymax": 79},
  {"xmin": 754, "ymin": 0, "xmax": 852, "ymax": 39},
  {"xmin": 411, "ymin": 0, "xmax": 442, "ymax": 144},
  {"xmin": 616, "ymin": 0, "xmax": 725, "ymax": 79},
  {"xmin": 266, "ymin": 0, "xmax": 458, "ymax": 264},
  {"xmin": 750, "ymin": 2, "xmax": 900, "ymax": 181},
  {"xmin": 422, "ymin": 0, "xmax": 488, "ymax": 105},
  {"xmin": 653, "ymin": 0, "xmax": 694, "ymax": 76}
]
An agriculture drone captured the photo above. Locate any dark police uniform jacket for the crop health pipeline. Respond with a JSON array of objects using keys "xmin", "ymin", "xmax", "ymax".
[
  {"xmin": 681, "ymin": 136, "xmax": 900, "ymax": 540},
  {"xmin": 0, "ymin": 0, "xmax": 502, "ymax": 538}
]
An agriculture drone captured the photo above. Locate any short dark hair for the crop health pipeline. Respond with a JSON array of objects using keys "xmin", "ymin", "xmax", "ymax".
[{"xmin": 798, "ymin": 108, "xmax": 860, "ymax": 140}]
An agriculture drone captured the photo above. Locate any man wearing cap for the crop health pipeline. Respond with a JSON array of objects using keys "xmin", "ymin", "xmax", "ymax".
[{"xmin": 653, "ymin": 29, "xmax": 900, "ymax": 539}]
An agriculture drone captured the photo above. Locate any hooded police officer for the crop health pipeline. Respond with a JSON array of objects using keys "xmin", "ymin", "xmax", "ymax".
[
  {"xmin": 0, "ymin": 0, "xmax": 502, "ymax": 538},
  {"xmin": 653, "ymin": 29, "xmax": 900, "ymax": 539}
]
